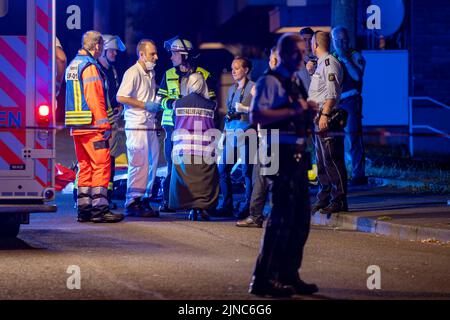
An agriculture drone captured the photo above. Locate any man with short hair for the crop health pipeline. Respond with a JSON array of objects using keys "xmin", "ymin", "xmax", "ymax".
[
  {"xmin": 331, "ymin": 26, "xmax": 367, "ymax": 186},
  {"xmin": 298, "ymin": 27, "xmax": 315, "ymax": 90},
  {"xmin": 309, "ymin": 31, "xmax": 347, "ymax": 215},
  {"xmin": 249, "ymin": 33, "xmax": 318, "ymax": 297},
  {"xmin": 65, "ymin": 30, "xmax": 124, "ymax": 223},
  {"xmin": 117, "ymin": 39, "xmax": 161, "ymax": 217}
]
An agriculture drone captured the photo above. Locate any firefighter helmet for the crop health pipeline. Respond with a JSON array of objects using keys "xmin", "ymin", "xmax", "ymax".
[
  {"xmin": 102, "ymin": 34, "xmax": 126, "ymax": 52},
  {"xmin": 164, "ymin": 36, "xmax": 193, "ymax": 55}
]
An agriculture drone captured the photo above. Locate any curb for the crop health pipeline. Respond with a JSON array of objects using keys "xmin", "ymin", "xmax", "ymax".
[
  {"xmin": 311, "ymin": 212, "xmax": 450, "ymax": 243},
  {"xmin": 370, "ymin": 177, "xmax": 449, "ymax": 193}
]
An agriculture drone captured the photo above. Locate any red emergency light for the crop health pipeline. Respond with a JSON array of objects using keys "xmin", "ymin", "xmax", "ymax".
[
  {"xmin": 37, "ymin": 104, "xmax": 50, "ymax": 127},
  {"xmin": 38, "ymin": 104, "xmax": 50, "ymax": 117}
]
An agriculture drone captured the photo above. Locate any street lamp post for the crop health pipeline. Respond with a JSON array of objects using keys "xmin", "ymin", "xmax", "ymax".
[{"xmin": 331, "ymin": 0, "xmax": 357, "ymax": 47}]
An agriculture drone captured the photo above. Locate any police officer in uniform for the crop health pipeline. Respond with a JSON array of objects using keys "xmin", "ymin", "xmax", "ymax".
[
  {"xmin": 249, "ymin": 33, "xmax": 319, "ymax": 297},
  {"xmin": 331, "ymin": 26, "xmax": 367, "ymax": 186},
  {"xmin": 308, "ymin": 31, "xmax": 347, "ymax": 215}
]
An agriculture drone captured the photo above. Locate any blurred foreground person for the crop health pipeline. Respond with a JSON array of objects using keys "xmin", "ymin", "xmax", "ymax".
[{"xmin": 249, "ymin": 33, "xmax": 318, "ymax": 297}]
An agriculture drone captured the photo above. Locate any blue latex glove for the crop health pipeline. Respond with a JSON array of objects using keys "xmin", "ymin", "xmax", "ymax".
[
  {"xmin": 145, "ymin": 101, "xmax": 161, "ymax": 112},
  {"xmin": 103, "ymin": 129, "xmax": 112, "ymax": 140}
]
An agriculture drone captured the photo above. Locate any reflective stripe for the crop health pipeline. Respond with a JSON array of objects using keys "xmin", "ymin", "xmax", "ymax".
[
  {"xmin": 65, "ymin": 110, "xmax": 92, "ymax": 125},
  {"xmin": 127, "ymin": 187, "xmax": 146, "ymax": 194},
  {"xmin": 172, "ymin": 133, "xmax": 214, "ymax": 142},
  {"xmin": 175, "ymin": 107, "xmax": 214, "ymax": 118},
  {"xmin": 92, "ymin": 196, "xmax": 108, "ymax": 208},
  {"xmin": 74, "ymin": 80, "xmax": 82, "ymax": 112},
  {"xmin": 108, "ymin": 182, "xmax": 114, "ymax": 191},
  {"xmin": 78, "ymin": 187, "xmax": 92, "ymax": 194},
  {"xmin": 107, "ymin": 107, "xmax": 115, "ymax": 126},
  {"xmin": 66, "ymin": 120, "xmax": 92, "ymax": 125},
  {"xmin": 161, "ymin": 97, "xmax": 171, "ymax": 110},
  {"xmin": 172, "ymin": 144, "xmax": 215, "ymax": 153},
  {"xmin": 92, "ymin": 186, "xmax": 108, "ymax": 196},
  {"xmin": 77, "ymin": 196, "xmax": 91, "ymax": 206},
  {"xmin": 83, "ymin": 76, "xmax": 102, "ymax": 84},
  {"xmin": 66, "ymin": 111, "xmax": 93, "ymax": 116},
  {"xmin": 162, "ymin": 109, "xmax": 174, "ymax": 126}
]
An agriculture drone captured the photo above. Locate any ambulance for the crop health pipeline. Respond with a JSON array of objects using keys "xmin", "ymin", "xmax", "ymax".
[{"xmin": 0, "ymin": 0, "xmax": 57, "ymax": 237}]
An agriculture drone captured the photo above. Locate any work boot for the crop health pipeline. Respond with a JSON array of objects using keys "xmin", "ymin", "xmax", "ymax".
[
  {"xmin": 77, "ymin": 214, "xmax": 92, "ymax": 223},
  {"xmin": 285, "ymin": 275, "xmax": 319, "ymax": 295},
  {"xmin": 292, "ymin": 279, "xmax": 319, "ymax": 295},
  {"xmin": 91, "ymin": 211, "xmax": 124, "ymax": 223},
  {"xmin": 236, "ymin": 216, "xmax": 263, "ymax": 228},
  {"xmin": 249, "ymin": 278, "xmax": 294, "ymax": 298},
  {"xmin": 138, "ymin": 206, "xmax": 159, "ymax": 218},
  {"xmin": 311, "ymin": 201, "xmax": 329, "ymax": 214},
  {"xmin": 125, "ymin": 198, "xmax": 159, "ymax": 218},
  {"xmin": 319, "ymin": 201, "xmax": 348, "ymax": 215}
]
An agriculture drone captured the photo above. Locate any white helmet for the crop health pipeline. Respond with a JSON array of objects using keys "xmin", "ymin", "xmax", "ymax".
[
  {"xmin": 164, "ymin": 36, "xmax": 193, "ymax": 55},
  {"xmin": 102, "ymin": 34, "xmax": 126, "ymax": 52}
]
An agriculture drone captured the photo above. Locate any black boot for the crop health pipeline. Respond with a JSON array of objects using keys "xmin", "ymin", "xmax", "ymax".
[
  {"xmin": 319, "ymin": 201, "xmax": 348, "ymax": 215},
  {"xmin": 249, "ymin": 278, "xmax": 294, "ymax": 298},
  {"xmin": 125, "ymin": 198, "xmax": 159, "ymax": 218},
  {"xmin": 91, "ymin": 186, "xmax": 125, "ymax": 223}
]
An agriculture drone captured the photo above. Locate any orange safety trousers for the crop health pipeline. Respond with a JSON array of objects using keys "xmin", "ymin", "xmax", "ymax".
[{"xmin": 73, "ymin": 131, "xmax": 111, "ymax": 188}]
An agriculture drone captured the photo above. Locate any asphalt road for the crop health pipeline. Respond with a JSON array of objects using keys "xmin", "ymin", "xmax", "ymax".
[{"xmin": 0, "ymin": 194, "xmax": 449, "ymax": 300}]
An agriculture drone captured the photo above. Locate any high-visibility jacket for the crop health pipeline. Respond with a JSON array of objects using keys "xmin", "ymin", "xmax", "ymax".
[
  {"xmin": 65, "ymin": 50, "xmax": 113, "ymax": 133},
  {"xmin": 157, "ymin": 66, "xmax": 216, "ymax": 127}
]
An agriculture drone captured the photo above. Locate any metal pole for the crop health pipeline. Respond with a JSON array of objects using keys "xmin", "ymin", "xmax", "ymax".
[
  {"xmin": 0, "ymin": 0, "xmax": 8, "ymax": 18},
  {"xmin": 331, "ymin": 0, "xmax": 357, "ymax": 47},
  {"xmin": 93, "ymin": 0, "xmax": 110, "ymax": 33}
]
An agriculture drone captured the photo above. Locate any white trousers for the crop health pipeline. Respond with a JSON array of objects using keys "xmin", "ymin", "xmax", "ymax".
[{"xmin": 125, "ymin": 123, "xmax": 160, "ymax": 207}]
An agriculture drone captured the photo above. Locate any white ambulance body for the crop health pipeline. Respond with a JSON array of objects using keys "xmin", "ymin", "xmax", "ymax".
[{"xmin": 0, "ymin": 0, "xmax": 56, "ymax": 237}]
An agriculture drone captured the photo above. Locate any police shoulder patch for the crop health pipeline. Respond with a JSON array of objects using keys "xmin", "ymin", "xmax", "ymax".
[
  {"xmin": 328, "ymin": 73, "xmax": 336, "ymax": 82},
  {"xmin": 325, "ymin": 59, "xmax": 330, "ymax": 66}
]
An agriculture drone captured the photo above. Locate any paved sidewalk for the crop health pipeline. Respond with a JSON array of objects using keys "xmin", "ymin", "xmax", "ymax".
[{"xmin": 310, "ymin": 186, "xmax": 450, "ymax": 243}]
